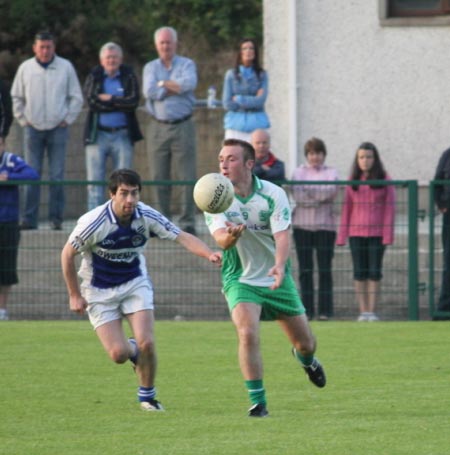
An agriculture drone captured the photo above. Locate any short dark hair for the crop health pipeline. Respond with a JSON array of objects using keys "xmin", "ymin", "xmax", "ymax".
[
  {"xmin": 108, "ymin": 169, "xmax": 142, "ymax": 194},
  {"xmin": 34, "ymin": 31, "xmax": 54, "ymax": 42},
  {"xmin": 304, "ymin": 137, "xmax": 327, "ymax": 156},
  {"xmin": 223, "ymin": 138, "xmax": 255, "ymax": 162}
]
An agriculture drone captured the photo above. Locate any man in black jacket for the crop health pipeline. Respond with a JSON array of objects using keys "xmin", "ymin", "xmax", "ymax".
[
  {"xmin": 433, "ymin": 148, "xmax": 450, "ymax": 320},
  {"xmin": 251, "ymin": 129, "xmax": 285, "ymax": 185},
  {"xmin": 84, "ymin": 42, "xmax": 143, "ymax": 210},
  {"xmin": 0, "ymin": 78, "xmax": 12, "ymax": 140}
]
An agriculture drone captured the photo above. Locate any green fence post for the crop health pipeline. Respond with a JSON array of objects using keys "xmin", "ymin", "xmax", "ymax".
[
  {"xmin": 407, "ymin": 180, "xmax": 419, "ymax": 320},
  {"xmin": 429, "ymin": 182, "xmax": 436, "ymax": 318}
]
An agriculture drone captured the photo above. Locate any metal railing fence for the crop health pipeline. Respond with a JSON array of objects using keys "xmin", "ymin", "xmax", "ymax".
[{"xmin": 0, "ymin": 179, "xmax": 438, "ymax": 321}]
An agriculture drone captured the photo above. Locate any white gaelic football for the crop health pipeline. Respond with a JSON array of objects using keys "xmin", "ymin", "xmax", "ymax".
[{"xmin": 193, "ymin": 173, "xmax": 234, "ymax": 213}]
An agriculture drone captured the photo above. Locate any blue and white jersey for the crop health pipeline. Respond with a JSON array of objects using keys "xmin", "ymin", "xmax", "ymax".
[{"xmin": 68, "ymin": 200, "xmax": 181, "ymax": 289}]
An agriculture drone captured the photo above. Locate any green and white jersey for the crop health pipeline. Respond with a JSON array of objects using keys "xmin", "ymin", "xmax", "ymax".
[{"xmin": 205, "ymin": 176, "xmax": 291, "ymax": 289}]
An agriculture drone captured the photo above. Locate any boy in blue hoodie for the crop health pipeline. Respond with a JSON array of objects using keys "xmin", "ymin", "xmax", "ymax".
[{"xmin": 0, "ymin": 136, "xmax": 39, "ymax": 319}]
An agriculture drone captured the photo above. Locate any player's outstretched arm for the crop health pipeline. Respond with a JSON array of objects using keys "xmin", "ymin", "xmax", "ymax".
[
  {"xmin": 61, "ymin": 242, "xmax": 88, "ymax": 315},
  {"xmin": 176, "ymin": 231, "xmax": 222, "ymax": 265},
  {"xmin": 212, "ymin": 222, "xmax": 246, "ymax": 250}
]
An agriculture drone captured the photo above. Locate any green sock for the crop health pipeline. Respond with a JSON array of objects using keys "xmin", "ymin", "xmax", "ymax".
[
  {"xmin": 245, "ymin": 379, "xmax": 266, "ymax": 405},
  {"xmin": 293, "ymin": 348, "xmax": 314, "ymax": 367}
]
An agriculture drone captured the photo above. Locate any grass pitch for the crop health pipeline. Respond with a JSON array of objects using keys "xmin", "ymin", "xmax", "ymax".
[{"xmin": 0, "ymin": 320, "xmax": 448, "ymax": 455}]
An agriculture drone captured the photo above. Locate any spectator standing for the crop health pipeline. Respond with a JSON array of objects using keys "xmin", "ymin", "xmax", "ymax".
[
  {"xmin": 291, "ymin": 138, "xmax": 338, "ymax": 320},
  {"xmin": 0, "ymin": 78, "xmax": 13, "ymax": 139},
  {"xmin": 84, "ymin": 42, "xmax": 143, "ymax": 210},
  {"xmin": 11, "ymin": 31, "xmax": 82, "ymax": 231},
  {"xmin": 222, "ymin": 38, "xmax": 270, "ymax": 143},
  {"xmin": 432, "ymin": 147, "xmax": 450, "ymax": 320},
  {"xmin": 143, "ymin": 26, "xmax": 197, "ymax": 234},
  {"xmin": 204, "ymin": 139, "xmax": 326, "ymax": 417},
  {"xmin": 337, "ymin": 142, "xmax": 395, "ymax": 322},
  {"xmin": 251, "ymin": 129, "xmax": 285, "ymax": 183},
  {"xmin": 0, "ymin": 135, "xmax": 39, "ymax": 320},
  {"xmin": 61, "ymin": 169, "xmax": 221, "ymax": 411}
]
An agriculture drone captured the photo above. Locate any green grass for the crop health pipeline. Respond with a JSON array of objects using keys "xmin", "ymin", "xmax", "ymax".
[{"xmin": 0, "ymin": 321, "xmax": 449, "ymax": 455}]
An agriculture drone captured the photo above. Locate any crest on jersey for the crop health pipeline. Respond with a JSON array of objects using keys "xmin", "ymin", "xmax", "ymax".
[{"xmin": 131, "ymin": 234, "xmax": 145, "ymax": 246}]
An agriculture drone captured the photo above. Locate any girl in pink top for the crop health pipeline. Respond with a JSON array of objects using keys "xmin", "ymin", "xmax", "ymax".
[
  {"xmin": 292, "ymin": 138, "xmax": 338, "ymax": 320},
  {"xmin": 337, "ymin": 142, "xmax": 395, "ymax": 321}
]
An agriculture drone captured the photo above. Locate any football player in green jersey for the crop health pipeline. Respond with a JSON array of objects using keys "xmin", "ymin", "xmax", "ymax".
[{"xmin": 205, "ymin": 139, "xmax": 326, "ymax": 417}]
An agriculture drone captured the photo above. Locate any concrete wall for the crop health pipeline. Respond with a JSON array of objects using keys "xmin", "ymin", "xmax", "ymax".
[{"xmin": 264, "ymin": 0, "xmax": 450, "ymax": 182}]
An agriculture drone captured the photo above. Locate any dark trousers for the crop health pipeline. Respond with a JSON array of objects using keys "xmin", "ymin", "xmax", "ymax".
[
  {"xmin": 349, "ymin": 236, "xmax": 385, "ymax": 281},
  {"xmin": 293, "ymin": 228, "xmax": 336, "ymax": 318},
  {"xmin": 147, "ymin": 118, "xmax": 196, "ymax": 231},
  {"xmin": 438, "ymin": 210, "xmax": 450, "ymax": 311}
]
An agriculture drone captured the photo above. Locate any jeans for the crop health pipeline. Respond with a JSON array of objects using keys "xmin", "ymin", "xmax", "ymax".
[
  {"xmin": 23, "ymin": 125, "xmax": 68, "ymax": 227},
  {"xmin": 146, "ymin": 118, "xmax": 196, "ymax": 230},
  {"xmin": 85, "ymin": 130, "xmax": 133, "ymax": 210},
  {"xmin": 293, "ymin": 228, "xmax": 336, "ymax": 318},
  {"xmin": 438, "ymin": 210, "xmax": 450, "ymax": 311}
]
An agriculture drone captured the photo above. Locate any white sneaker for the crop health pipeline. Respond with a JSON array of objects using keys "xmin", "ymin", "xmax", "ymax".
[
  {"xmin": 140, "ymin": 399, "xmax": 164, "ymax": 411},
  {"xmin": 367, "ymin": 313, "xmax": 380, "ymax": 322},
  {"xmin": 357, "ymin": 312, "xmax": 369, "ymax": 321}
]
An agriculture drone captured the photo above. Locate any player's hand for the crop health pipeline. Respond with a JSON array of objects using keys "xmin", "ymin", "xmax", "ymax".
[
  {"xmin": 69, "ymin": 295, "xmax": 88, "ymax": 315},
  {"xmin": 267, "ymin": 264, "xmax": 285, "ymax": 290},
  {"xmin": 209, "ymin": 251, "xmax": 222, "ymax": 266},
  {"xmin": 225, "ymin": 221, "xmax": 246, "ymax": 240}
]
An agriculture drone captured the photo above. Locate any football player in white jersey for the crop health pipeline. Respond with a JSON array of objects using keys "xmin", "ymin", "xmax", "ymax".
[
  {"xmin": 205, "ymin": 139, "xmax": 326, "ymax": 417},
  {"xmin": 61, "ymin": 169, "xmax": 221, "ymax": 411}
]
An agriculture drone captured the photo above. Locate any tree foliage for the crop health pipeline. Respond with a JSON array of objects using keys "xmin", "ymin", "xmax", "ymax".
[{"xmin": 0, "ymin": 0, "xmax": 262, "ymax": 90}]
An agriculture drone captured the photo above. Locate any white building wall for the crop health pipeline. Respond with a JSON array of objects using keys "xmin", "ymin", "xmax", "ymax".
[{"xmin": 264, "ymin": 0, "xmax": 450, "ymax": 182}]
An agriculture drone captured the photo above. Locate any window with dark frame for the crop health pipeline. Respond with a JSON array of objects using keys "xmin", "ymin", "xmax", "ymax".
[{"xmin": 388, "ymin": 0, "xmax": 450, "ymax": 17}]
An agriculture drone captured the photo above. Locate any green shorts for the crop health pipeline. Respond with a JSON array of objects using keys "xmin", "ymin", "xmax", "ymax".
[{"xmin": 223, "ymin": 275, "xmax": 305, "ymax": 321}]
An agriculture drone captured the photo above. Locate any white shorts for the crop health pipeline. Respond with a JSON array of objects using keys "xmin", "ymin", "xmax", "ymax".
[{"xmin": 82, "ymin": 276, "xmax": 154, "ymax": 329}]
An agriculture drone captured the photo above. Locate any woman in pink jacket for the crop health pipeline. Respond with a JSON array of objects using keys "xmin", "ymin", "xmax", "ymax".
[{"xmin": 337, "ymin": 142, "xmax": 395, "ymax": 321}]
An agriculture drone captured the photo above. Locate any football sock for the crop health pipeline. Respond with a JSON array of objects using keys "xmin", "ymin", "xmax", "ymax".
[
  {"xmin": 245, "ymin": 379, "xmax": 266, "ymax": 405},
  {"xmin": 128, "ymin": 338, "xmax": 139, "ymax": 365},
  {"xmin": 138, "ymin": 386, "xmax": 156, "ymax": 403},
  {"xmin": 293, "ymin": 348, "xmax": 314, "ymax": 367}
]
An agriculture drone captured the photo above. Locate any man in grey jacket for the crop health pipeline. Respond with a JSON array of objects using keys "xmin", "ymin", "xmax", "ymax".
[{"xmin": 11, "ymin": 31, "xmax": 83, "ymax": 230}]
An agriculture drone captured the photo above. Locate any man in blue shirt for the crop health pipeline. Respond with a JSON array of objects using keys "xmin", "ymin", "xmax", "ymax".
[
  {"xmin": 84, "ymin": 42, "xmax": 143, "ymax": 210},
  {"xmin": 143, "ymin": 26, "xmax": 198, "ymax": 234},
  {"xmin": 61, "ymin": 168, "xmax": 221, "ymax": 411}
]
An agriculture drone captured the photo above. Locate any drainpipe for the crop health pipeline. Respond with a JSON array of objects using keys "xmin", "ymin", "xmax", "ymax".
[{"xmin": 288, "ymin": 0, "xmax": 298, "ymax": 174}]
